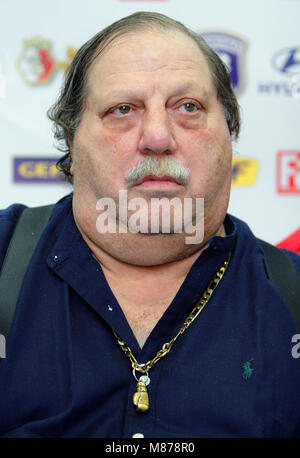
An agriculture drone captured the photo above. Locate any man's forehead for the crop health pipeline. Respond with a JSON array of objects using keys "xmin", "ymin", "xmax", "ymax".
[
  {"xmin": 95, "ymin": 80, "xmax": 212, "ymax": 103},
  {"xmin": 89, "ymin": 28, "xmax": 211, "ymax": 78}
]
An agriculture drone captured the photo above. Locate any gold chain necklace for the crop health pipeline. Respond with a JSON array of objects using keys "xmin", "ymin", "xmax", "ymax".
[{"xmin": 112, "ymin": 253, "xmax": 231, "ymax": 413}]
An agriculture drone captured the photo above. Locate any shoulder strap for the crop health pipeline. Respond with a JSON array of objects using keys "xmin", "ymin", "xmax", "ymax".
[
  {"xmin": 0, "ymin": 205, "xmax": 54, "ymax": 340},
  {"xmin": 259, "ymin": 239, "xmax": 300, "ymax": 333}
]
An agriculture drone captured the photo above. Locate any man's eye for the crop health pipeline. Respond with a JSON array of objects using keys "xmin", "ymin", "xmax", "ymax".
[
  {"xmin": 113, "ymin": 105, "xmax": 131, "ymax": 115},
  {"xmin": 179, "ymin": 103, "xmax": 198, "ymax": 113}
]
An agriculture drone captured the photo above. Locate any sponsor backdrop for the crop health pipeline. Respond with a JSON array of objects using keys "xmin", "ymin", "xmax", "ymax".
[{"xmin": 0, "ymin": 0, "xmax": 299, "ymax": 244}]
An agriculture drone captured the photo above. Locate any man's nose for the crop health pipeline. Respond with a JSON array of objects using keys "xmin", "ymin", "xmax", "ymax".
[{"xmin": 138, "ymin": 108, "xmax": 177, "ymax": 155}]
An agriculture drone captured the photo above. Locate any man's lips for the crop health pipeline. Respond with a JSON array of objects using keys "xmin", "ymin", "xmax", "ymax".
[{"xmin": 135, "ymin": 175, "xmax": 182, "ymax": 186}]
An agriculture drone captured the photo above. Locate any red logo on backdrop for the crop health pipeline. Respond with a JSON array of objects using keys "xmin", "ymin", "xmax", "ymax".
[{"xmin": 277, "ymin": 150, "xmax": 300, "ymax": 193}]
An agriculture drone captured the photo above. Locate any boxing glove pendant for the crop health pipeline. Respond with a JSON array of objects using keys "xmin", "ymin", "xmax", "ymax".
[{"xmin": 133, "ymin": 379, "xmax": 149, "ymax": 413}]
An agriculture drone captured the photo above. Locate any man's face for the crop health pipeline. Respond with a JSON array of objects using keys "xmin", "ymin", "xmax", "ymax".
[{"xmin": 71, "ymin": 28, "xmax": 232, "ymax": 241}]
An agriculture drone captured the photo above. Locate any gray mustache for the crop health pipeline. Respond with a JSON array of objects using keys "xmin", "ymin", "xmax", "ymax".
[{"xmin": 125, "ymin": 157, "xmax": 189, "ymax": 185}]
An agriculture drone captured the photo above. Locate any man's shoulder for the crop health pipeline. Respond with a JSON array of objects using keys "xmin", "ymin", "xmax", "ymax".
[
  {"xmin": 228, "ymin": 214, "xmax": 300, "ymax": 274},
  {"xmin": 0, "ymin": 194, "xmax": 73, "ymax": 268},
  {"xmin": 280, "ymin": 248, "xmax": 300, "ymax": 275},
  {"xmin": 0, "ymin": 203, "xmax": 27, "ymax": 223}
]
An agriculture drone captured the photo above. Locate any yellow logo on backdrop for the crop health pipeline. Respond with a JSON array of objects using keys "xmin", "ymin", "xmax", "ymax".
[
  {"xmin": 13, "ymin": 158, "xmax": 64, "ymax": 182},
  {"xmin": 231, "ymin": 158, "xmax": 258, "ymax": 186},
  {"xmin": 18, "ymin": 161, "xmax": 60, "ymax": 179}
]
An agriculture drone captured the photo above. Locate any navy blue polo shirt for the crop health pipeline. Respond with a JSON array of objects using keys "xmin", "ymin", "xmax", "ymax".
[{"xmin": 0, "ymin": 194, "xmax": 299, "ymax": 438}]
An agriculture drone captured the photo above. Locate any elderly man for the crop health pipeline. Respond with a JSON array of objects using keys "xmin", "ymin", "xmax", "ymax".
[{"xmin": 0, "ymin": 12, "xmax": 299, "ymax": 438}]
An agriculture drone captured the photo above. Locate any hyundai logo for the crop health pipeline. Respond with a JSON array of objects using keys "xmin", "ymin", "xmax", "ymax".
[{"xmin": 272, "ymin": 47, "xmax": 300, "ymax": 75}]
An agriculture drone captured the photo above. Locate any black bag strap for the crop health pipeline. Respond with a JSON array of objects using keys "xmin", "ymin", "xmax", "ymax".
[
  {"xmin": 0, "ymin": 205, "xmax": 54, "ymax": 340},
  {"xmin": 259, "ymin": 239, "xmax": 300, "ymax": 333}
]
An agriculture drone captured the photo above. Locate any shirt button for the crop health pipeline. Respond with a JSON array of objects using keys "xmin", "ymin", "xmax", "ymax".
[{"xmin": 132, "ymin": 433, "xmax": 144, "ymax": 438}]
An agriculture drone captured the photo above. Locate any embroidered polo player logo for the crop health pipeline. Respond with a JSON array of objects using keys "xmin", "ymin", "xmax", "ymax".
[{"xmin": 242, "ymin": 358, "xmax": 254, "ymax": 379}]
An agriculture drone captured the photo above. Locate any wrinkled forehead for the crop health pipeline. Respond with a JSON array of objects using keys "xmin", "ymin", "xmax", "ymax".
[{"xmin": 86, "ymin": 28, "xmax": 214, "ymax": 89}]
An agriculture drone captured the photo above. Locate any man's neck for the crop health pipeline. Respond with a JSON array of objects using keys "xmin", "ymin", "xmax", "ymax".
[
  {"xmin": 81, "ymin": 223, "xmax": 226, "ymax": 286},
  {"xmin": 76, "ymin": 221, "xmax": 226, "ymax": 348}
]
